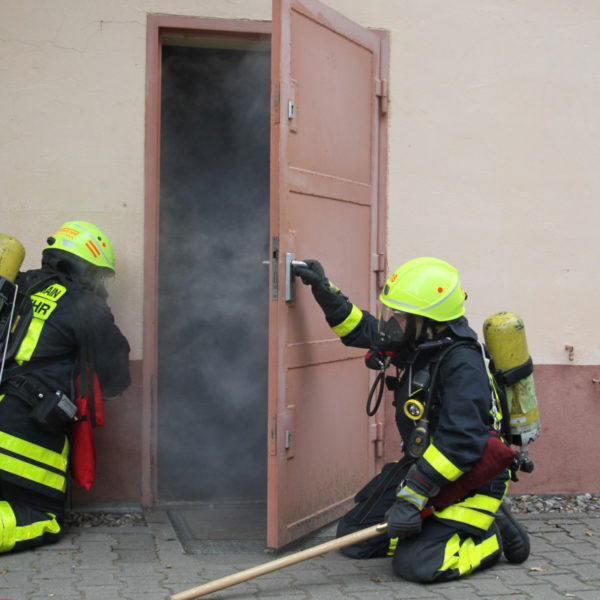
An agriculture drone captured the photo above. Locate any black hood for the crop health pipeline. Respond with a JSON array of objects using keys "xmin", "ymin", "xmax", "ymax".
[{"xmin": 446, "ymin": 316, "xmax": 478, "ymax": 340}]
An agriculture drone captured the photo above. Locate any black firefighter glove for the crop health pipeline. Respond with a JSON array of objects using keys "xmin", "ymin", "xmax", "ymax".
[
  {"xmin": 385, "ymin": 464, "xmax": 440, "ymax": 540},
  {"xmin": 293, "ymin": 259, "xmax": 350, "ymax": 322},
  {"xmin": 293, "ymin": 259, "xmax": 328, "ymax": 288}
]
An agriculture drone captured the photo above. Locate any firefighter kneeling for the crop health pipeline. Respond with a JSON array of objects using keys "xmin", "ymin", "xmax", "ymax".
[
  {"xmin": 0, "ymin": 223, "xmax": 130, "ymax": 553},
  {"xmin": 294, "ymin": 257, "xmax": 530, "ymax": 582}
]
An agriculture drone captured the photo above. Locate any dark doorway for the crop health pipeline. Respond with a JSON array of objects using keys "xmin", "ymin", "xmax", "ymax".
[{"xmin": 157, "ymin": 43, "xmax": 271, "ymax": 506}]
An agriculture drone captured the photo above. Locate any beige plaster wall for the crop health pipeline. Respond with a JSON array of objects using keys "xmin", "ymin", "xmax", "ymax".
[
  {"xmin": 3, "ymin": 0, "xmax": 598, "ymax": 368},
  {"xmin": 0, "ymin": 1, "xmax": 270, "ymax": 359},
  {"xmin": 2, "ymin": 2, "xmax": 600, "ymax": 500},
  {"xmin": 379, "ymin": 1, "xmax": 600, "ymax": 368}
]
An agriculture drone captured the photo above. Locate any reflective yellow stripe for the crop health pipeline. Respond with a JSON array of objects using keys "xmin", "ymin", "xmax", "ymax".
[
  {"xmin": 460, "ymin": 493, "xmax": 503, "ymax": 514},
  {"xmin": 0, "ymin": 503, "xmax": 61, "ymax": 553},
  {"xmin": 0, "ymin": 501, "xmax": 17, "ymax": 552},
  {"xmin": 0, "ymin": 453, "xmax": 67, "ymax": 493},
  {"xmin": 0, "ymin": 432, "xmax": 69, "ymax": 472},
  {"xmin": 440, "ymin": 533, "xmax": 461, "ymax": 571},
  {"xmin": 14, "ymin": 284, "xmax": 66, "ymax": 363},
  {"xmin": 14, "ymin": 317, "xmax": 44, "ymax": 362},
  {"xmin": 387, "ymin": 537, "xmax": 398, "ymax": 555},
  {"xmin": 423, "ymin": 444, "xmax": 464, "ymax": 482},
  {"xmin": 332, "ymin": 304, "xmax": 363, "ymax": 337},
  {"xmin": 15, "ymin": 512, "xmax": 61, "ymax": 544},
  {"xmin": 435, "ymin": 504, "xmax": 495, "ymax": 531},
  {"xmin": 35, "ymin": 284, "xmax": 67, "ymax": 302},
  {"xmin": 489, "ymin": 374, "xmax": 503, "ymax": 430},
  {"xmin": 439, "ymin": 532, "xmax": 500, "ymax": 575}
]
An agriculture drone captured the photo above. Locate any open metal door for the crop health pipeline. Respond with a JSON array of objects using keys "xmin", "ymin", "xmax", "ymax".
[{"xmin": 268, "ymin": 0, "xmax": 387, "ymax": 548}]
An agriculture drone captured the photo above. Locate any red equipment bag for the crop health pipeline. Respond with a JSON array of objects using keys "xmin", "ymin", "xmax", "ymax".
[
  {"xmin": 70, "ymin": 373, "xmax": 105, "ymax": 490},
  {"xmin": 427, "ymin": 432, "xmax": 516, "ymax": 511}
]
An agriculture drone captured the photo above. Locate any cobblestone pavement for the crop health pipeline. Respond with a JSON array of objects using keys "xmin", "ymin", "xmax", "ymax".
[{"xmin": 1, "ymin": 508, "xmax": 599, "ymax": 600}]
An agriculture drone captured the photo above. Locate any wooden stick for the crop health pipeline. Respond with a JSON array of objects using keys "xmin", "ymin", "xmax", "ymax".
[{"xmin": 170, "ymin": 522, "xmax": 388, "ymax": 600}]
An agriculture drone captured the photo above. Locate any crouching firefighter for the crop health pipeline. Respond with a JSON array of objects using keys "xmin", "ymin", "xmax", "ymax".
[
  {"xmin": 293, "ymin": 257, "xmax": 530, "ymax": 583},
  {"xmin": 0, "ymin": 222, "xmax": 130, "ymax": 553}
]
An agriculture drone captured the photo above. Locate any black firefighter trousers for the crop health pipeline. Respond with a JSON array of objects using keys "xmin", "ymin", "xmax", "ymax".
[{"xmin": 336, "ymin": 461, "xmax": 504, "ymax": 582}]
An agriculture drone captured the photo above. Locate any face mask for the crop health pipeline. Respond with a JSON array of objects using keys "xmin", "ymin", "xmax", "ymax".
[
  {"xmin": 377, "ymin": 306, "xmax": 417, "ymax": 352},
  {"xmin": 364, "ymin": 308, "xmax": 418, "ymax": 371}
]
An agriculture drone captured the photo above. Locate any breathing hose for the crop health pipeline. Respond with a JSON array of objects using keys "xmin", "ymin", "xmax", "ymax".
[{"xmin": 366, "ymin": 369, "xmax": 386, "ymax": 416}]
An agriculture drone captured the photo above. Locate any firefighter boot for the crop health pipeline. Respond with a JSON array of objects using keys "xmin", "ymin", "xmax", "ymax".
[{"xmin": 496, "ymin": 502, "xmax": 530, "ymax": 563}]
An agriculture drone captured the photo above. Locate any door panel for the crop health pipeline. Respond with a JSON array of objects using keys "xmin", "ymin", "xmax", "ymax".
[{"xmin": 269, "ymin": 0, "xmax": 385, "ymax": 547}]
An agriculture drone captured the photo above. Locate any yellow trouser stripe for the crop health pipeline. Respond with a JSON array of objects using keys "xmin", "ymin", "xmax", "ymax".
[
  {"xmin": 0, "ymin": 432, "xmax": 69, "ymax": 472},
  {"xmin": 435, "ymin": 504, "xmax": 495, "ymax": 531},
  {"xmin": 440, "ymin": 532, "xmax": 500, "ymax": 575},
  {"xmin": 332, "ymin": 304, "xmax": 363, "ymax": 337},
  {"xmin": 16, "ymin": 512, "xmax": 61, "ymax": 545},
  {"xmin": 0, "ymin": 502, "xmax": 61, "ymax": 553},
  {"xmin": 387, "ymin": 537, "xmax": 398, "ymax": 555},
  {"xmin": 0, "ymin": 501, "xmax": 17, "ymax": 552},
  {"xmin": 0, "ymin": 454, "xmax": 67, "ymax": 493},
  {"xmin": 423, "ymin": 444, "xmax": 464, "ymax": 482}
]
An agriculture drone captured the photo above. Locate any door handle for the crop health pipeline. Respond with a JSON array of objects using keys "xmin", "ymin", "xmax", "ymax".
[{"xmin": 285, "ymin": 253, "xmax": 307, "ymax": 302}]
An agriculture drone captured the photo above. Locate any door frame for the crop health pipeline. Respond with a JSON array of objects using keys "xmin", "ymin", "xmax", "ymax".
[
  {"xmin": 143, "ymin": 14, "xmax": 272, "ymax": 506},
  {"xmin": 143, "ymin": 12, "xmax": 388, "ymax": 511}
]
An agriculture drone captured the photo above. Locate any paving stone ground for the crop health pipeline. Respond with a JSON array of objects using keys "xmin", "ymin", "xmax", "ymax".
[{"xmin": 1, "ymin": 510, "xmax": 599, "ymax": 600}]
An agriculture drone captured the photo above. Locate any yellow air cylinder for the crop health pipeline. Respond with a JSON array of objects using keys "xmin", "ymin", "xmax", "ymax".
[
  {"xmin": 0, "ymin": 234, "xmax": 26, "ymax": 313},
  {"xmin": 0, "ymin": 234, "xmax": 25, "ymax": 283},
  {"xmin": 483, "ymin": 312, "xmax": 540, "ymax": 447}
]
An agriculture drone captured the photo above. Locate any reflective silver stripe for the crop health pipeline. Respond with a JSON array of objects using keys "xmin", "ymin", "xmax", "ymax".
[{"xmin": 385, "ymin": 280, "xmax": 460, "ymax": 313}]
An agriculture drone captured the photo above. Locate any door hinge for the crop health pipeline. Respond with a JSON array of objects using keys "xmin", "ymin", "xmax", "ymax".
[
  {"xmin": 370, "ymin": 421, "xmax": 384, "ymax": 458},
  {"xmin": 372, "ymin": 252, "xmax": 386, "ymax": 288},
  {"xmin": 375, "ymin": 78, "xmax": 388, "ymax": 115}
]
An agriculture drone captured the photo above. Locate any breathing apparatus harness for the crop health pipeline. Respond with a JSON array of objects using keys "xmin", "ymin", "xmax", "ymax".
[
  {"xmin": 0, "ymin": 268, "xmax": 105, "ymax": 429},
  {"xmin": 365, "ymin": 330, "xmax": 538, "ymax": 482},
  {"xmin": 364, "ymin": 337, "xmax": 449, "ymax": 418},
  {"xmin": 367, "ymin": 337, "xmax": 486, "ymax": 457},
  {"xmin": 355, "ymin": 337, "xmax": 517, "ymax": 525}
]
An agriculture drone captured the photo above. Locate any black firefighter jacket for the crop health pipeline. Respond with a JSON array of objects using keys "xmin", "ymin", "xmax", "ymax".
[{"xmin": 0, "ymin": 268, "xmax": 131, "ymax": 500}]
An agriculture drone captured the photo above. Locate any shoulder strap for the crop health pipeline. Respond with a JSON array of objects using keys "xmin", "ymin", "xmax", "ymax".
[
  {"xmin": 421, "ymin": 339, "xmax": 480, "ymax": 420},
  {"xmin": 0, "ymin": 271, "xmax": 74, "ymax": 385},
  {"xmin": 424, "ymin": 339, "xmax": 513, "ymax": 443}
]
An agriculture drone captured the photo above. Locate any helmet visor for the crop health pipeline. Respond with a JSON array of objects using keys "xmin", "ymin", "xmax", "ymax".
[{"xmin": 83, "ymin": 266, "xmax": 114, "ymax": 299}]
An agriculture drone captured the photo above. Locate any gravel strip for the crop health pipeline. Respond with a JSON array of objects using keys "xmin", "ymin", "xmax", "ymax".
[
  {"xmin": 63, "ymin": 494, "xmax": 600, "ymax": 528},
  {"xmin": 507, "ymin": 493, "xmax": 600, "ymax": 514},
  {"xmin": 65, "ymin": 511, "xmax": 146, "ymax": 527}
]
